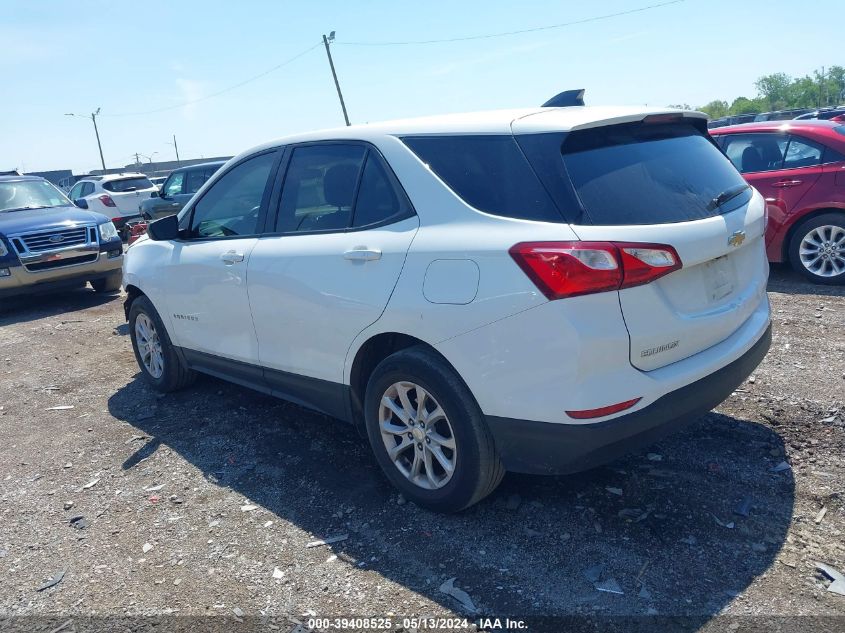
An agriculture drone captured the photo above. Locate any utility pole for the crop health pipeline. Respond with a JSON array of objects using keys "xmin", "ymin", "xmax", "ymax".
[
  {"xmin": 322, "ymin": 32, "xmax": 350, "ymax": 126},
  {"xmin": 167, "ymin": 135, "xmax": 181, "ymax": 166},
  {"xmin": 65, "ymin": 108, "xmax": 106, "ymax": 172}
]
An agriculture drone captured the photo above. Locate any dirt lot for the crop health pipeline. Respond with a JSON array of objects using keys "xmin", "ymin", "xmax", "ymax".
[{"xmin": 0, "ymin": 265, "xmax": 843, "ymax": 632}]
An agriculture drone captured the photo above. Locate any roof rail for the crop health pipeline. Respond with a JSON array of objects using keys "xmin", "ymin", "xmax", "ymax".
[{"xmin": 542, "ymin": 89, "xmax": 585, "ymax": 108}]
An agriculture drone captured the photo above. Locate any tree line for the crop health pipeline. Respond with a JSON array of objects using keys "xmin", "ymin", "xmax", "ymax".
[{"xmin": 669, "ymin": 66, "xmax": 844, "ymax": 119}]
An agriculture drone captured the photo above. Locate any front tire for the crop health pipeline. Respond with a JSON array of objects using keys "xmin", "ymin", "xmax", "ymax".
[
  {"xmin": 788, "ymin": 213, "xmax": 845, "ymax": 285},
  {"xmin": 364, "ymin": 346, "xmax": 504, "ymax": 513},
  {"xmin": 91, "ymin": 272, "xmax": 122, "ymax": 293},
  {"xmin": 128, "ymin": 295, "xmax": 196, "ymax": 392}
]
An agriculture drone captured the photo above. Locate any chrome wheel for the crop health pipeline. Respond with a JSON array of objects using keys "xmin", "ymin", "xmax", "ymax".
[
  {"xmin": 379, "ymin": 381, "xmax": 456, "ymax": 490},
  {"xmin": 135, "ymin": 313, "xmax": 164, "ymax": 378},
  {"xmin": 799, "ymin": 224, "xmax": 845, "ymax": 277}
]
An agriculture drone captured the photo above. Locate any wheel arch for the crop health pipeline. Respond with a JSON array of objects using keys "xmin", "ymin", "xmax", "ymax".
[
  {"xmin": 347, "ymin": 332, "xmax": 463, "ymax": 432},
  {"xmin": 123, "ymin": 283, "xmax": 146, "ymax": 320},
  {"xmin": 782, "ymin": 206, "xmax": 845, "ymax": 262}
]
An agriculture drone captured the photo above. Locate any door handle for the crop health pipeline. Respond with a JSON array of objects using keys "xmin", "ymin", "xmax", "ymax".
[
  {"xmin": 220, "ymin": 251, "xmax": 245, "ymax": 264},
  {"xmin": 343, "ymin": 247, "xmax": 382, "ymax": 261},
  {"xmin": 773, "ymin": 180, "xmax": 802, "ymax": 188}
]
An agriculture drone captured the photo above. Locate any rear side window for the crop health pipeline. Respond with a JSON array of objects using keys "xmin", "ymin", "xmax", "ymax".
[
  {"xmin": 783, "ymin": 137, "xmax": 823, "ymax": 169},
  {"xmin": 402, "ymin": 135, "xmax": 562, "ymax": 222},
  {"xmin": 103, "ymin": 177, "xmax": 154, "ymax": 192},
  {"xmin": 560, "ymin": 122, "xmax": 749, "ymax": 225}
]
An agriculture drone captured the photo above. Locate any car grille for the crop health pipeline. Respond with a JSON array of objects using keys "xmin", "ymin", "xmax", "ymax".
[
  {"xmin": 14, "ymin": 226, "xmax": 94, "ymax": 253},
  {"xmin": 26, "ymin": 254, "xmax": 98, "ymax": 271}
]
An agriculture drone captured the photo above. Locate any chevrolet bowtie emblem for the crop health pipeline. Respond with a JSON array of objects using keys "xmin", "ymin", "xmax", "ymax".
[{"xmin": 728, "ymin": 230, "xmax": 746, "ymax": 248}]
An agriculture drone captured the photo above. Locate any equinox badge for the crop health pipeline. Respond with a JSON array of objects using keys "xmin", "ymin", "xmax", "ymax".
[{"xmin": 728, "ymin": 230, "xmax": 746, "ymax": 248}]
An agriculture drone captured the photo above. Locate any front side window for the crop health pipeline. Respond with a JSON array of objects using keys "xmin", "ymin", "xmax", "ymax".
[
  {"xmin": 722, "ymin": 133, "xmax": 788, "ymax": 173},
  {"xmin": 164, "ymin": 172, "xmax": 184, "ymax": 197},
  {"xmin": 783, "ymin": 137, "xmax": 823, "ymax": 169},
  {"xmin": 275, "ymin": 145, "xmax": 366, "ymax": 233},
  {"xmin": 189, "ymin": 151, "xmax": 276, "ymax": 238},
  {"xmin": 184, "ymin": 168, "xmax": 211, "ymax": 195}
]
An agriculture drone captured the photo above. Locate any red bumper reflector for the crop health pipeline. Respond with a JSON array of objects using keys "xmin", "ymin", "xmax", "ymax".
[{"xmin": 566, "ymin": 397, "xmax": 642, "ymax": 420}]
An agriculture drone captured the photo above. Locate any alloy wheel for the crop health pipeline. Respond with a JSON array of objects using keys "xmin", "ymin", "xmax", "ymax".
[
  {"xmin": 135, "ymin": 313, "xmax": 164, "ymax": 378},
  {"xmin": 799, "ymin": 224, "xmax": 845, "ymax": 277},
  {"xmin": 378, "ymin": 381, "xmax": 457, "ymax": 490}
]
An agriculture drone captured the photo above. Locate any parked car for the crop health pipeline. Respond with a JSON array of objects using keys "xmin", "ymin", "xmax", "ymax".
[
  {"xmin": 123, "ymin": 104, "xmax": 771, "ymax": 512},
  {"xmin": 68, "ymin": 173, "xmax": 157, "ymax": 239},
  {"xmin": 794, "ymin": 107, "xmax": 845, "ymax": 122},
  {"xmin": 708, "ymin": 113, "xmax": 758, "ymax": 129},
  {"xmin": 127, "ymin": 221, "xmax": 148, "ymax": 245},
  {"xmin": 0, "ymin": 175, "xmax": 123, "ymax": 297},
  {"xmin": 710, "ymin": 120, "xmax": 845, "ymax": 284},
  {"xmin": 139, "ymin": 161, "xmax": 226, "ymax": 222},
  {"xmin": 149, "ymin": 176, "xmax": 168, "ymax": 191},
  {"xmin": 753, "ymin": 108, "xmax": 813, "ymax": 122}
]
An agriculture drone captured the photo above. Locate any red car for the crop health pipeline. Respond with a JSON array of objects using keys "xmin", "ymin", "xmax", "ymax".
[{"xmin": 710, "ymin": 120, "xmax": 845, "ymax": 284}]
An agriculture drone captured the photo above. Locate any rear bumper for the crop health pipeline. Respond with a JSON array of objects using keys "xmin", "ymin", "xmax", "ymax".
[{"xmin": 486, "ymin": 322, "xmax": 772, "ymax": 475}]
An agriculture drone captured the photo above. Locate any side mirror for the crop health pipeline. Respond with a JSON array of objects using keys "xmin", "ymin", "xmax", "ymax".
[
  {"xmin": 150, "ymin": 190, "xmax": 159, "ymax": 198},
  {"xmin": 146, "ymin": 214, "xmax": 180, "ymax": 241},
  {"xmin": 74, "ymin": 198, "xmax": 89, "ymax": 209}
]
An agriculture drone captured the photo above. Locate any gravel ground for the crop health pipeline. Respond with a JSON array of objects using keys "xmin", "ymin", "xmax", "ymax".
[{"xmin": 0, "ymin": 264, "xmax": 843, "ymax": 632}]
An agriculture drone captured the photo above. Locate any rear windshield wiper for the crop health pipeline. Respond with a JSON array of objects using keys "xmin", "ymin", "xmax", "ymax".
[{"xmin": 708, "ymin": 184, "xmax": 750, "ymax": 211}]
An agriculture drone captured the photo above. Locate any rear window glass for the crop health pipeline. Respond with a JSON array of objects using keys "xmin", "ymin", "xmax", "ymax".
[
  {"xmin": 560, "ymin": 122, "xmax": 749, "ymax": 225},
  {"xmin": 402, "ymin": 135, "xmax": 562, "ymax": 222},
  {"xmin": 103, "ymin": 177, "xmax": 154, "ymax": 192}
]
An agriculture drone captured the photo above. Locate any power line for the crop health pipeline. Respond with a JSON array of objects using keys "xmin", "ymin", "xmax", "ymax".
[
  {"xmin": 341, "ymin": 0, "xmax": 685, "ymax": 46},
  {"xmin": 103, "ymin": 41, "xmax": 323, "ymax": 117}
]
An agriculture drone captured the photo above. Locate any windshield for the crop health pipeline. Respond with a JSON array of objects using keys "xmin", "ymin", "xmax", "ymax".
[{"xmin": 0, "ymin": 179, "xmax": 72, "ymax": 212}]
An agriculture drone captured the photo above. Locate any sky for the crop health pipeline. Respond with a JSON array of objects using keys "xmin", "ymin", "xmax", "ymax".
[{"xmin": 1, "ymin": 0, "xmax": 840, "ymax": 174}]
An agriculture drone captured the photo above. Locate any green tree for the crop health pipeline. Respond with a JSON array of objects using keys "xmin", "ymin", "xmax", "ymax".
[
  {"xmin": 730, "ymin": 96, "xmax": 764, "ymax": 115},
  {"xmin": 699, "ymin": 100, "xmax": 729, "ymax": 118},
  {"xmin": 755, "ymin": 73, "xmax": 793, "ymax": 110}
]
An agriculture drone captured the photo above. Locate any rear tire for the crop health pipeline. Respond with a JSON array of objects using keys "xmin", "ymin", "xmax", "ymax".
[
  {"xmin": 788, "ymin": 212, "xmax": 845, "ymax": 285},
  {"xmin": 128, "ymin": 295, "xmax": 196, "ymax": 392},
  {"xmin": 364, "ymin": 346, "xmax": 504, "ymax": 513},
  {"xmin": 90, "ymin": 272, "xmax": 122, "ymax": 293}
]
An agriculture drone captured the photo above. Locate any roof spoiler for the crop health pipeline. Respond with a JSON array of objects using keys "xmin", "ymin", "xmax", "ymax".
[{"xmin": 542, "ymin": 89, "xmax": 585, "ymax": 108}]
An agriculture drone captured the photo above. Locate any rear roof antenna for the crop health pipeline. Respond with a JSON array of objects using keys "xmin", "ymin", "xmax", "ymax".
[{"xmin": 542, "ymin": 89, "xmax": 585, "ymax": 108}]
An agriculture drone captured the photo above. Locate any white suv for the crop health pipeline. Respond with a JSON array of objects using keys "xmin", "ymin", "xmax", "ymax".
[
  {"xmin": 69, "ymin": 173, "xmax": 157, "ymax": 237},
  {"xmin": 123, "ymin": 103, "xmax": 771, "ymax": 512}
]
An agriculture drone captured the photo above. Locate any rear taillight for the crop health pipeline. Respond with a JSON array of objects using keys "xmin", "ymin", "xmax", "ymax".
[
  {"xmin": 509, "ymin": 241, "xmax": 681, "ymax": 300},
  {"xmin": 98, "ymin": 194, "xmax": 116, "ymax": 208}
]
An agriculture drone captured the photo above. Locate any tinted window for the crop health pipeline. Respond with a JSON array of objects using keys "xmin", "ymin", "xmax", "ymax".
[
  {"xmin": 783, "ymin": 137, "xmax": 823, "ymax": 169},
  {"xmin": 184, "ymin": 168, "xmax": 211, "ymax": 195},
  {"xmin": 402, "ymin": 135, "xmax": 561, "ymax": 222},
  {"xmin": 721, "ymin": 133, "xmax": 787, "ymax": 173},
  {"xmin": 275, "ymin": 145, "xmax": 366, "ymax": 233},
  {"xmin": 164, "ymin": 172, "xmax": 184, "ymax": 197},
  {"xmin": 190, "ymin": 152, "xmax": 275, "ymax": 238},
  {"xmin": 103, "ymin": 176, "xmax": 154, "ymax": 192},
  {"xmin": 824, "ymin": 146, "xmax": 845, "ymax": 163},
  {"xmin": 352, "ymin": 153, "xmax": 409, "ymax": 227},
  {"xmin": 561, "ymin": 122, "xmax": 749, "ymax": 225},
  {"xmin": 81, "ymin": 182, "xmax": 95, "ymax": 197}
]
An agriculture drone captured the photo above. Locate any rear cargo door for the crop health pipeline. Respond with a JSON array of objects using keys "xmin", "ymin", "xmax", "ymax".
[
  {"xmin": 518, "ymin": 116, "xmax": 769, "ymax": 371},
  {"xmin": 103, "ymin": 176, "xmax": 157, "ymax": 217}
]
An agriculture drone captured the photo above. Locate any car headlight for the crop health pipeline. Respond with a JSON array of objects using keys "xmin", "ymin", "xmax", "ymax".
[
  {"xmin": 0, "ymin": 239, "xmax": 8, "ymax": 257},
  {"xmin": 98, "ymin": 221, "xmax": 118, "ymax": 241}
]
